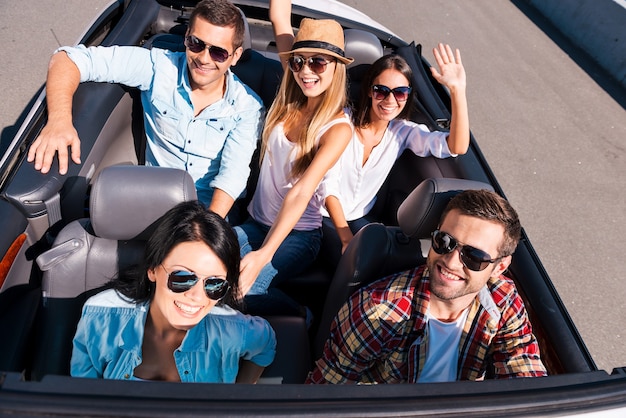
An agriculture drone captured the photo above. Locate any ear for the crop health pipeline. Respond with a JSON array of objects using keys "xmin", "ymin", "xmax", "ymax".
[
  {"xmin": 492, "ymin": 255, "xmax": 512, "ymax": 277},
  {"xmin": 229, "ymin": 46, "xmax": 244, "ymax": 67},
  {"xmin": 147, "ymin": 268, "xmax": 158, "ymax": 283}
]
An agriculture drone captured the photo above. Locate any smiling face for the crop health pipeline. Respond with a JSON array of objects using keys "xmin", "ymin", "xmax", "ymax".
[
  {"xmin": 185, "ymin": 17, "xmax": 242, "ymax": 91},
  {"xmin": 426, "ymin": 209, "xmax": 511, "ymax": 317},
  {"xmin": 369, "ymin": 68, "xmax": 411, "ymax": 123},
  {"xmin": 291, "ymin": 53, "xmax": 337, "ymax": 99},
  {"xmin": 147, "ymin": 240, "xmax": 228, "ymax": 331}
]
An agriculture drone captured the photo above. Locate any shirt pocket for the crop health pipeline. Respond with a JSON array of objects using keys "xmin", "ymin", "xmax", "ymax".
[
  {"xmin": 188, "ymin": 118, "xmax": 236, "ymax": 159},
  {"xmin": 151, "ymin": 98, "xmax": 183, "ymax": 147}
]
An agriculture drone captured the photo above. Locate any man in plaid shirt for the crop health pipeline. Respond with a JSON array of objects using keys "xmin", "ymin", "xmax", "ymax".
[{"xmin": 308, "ymin": 190, "xmax": 547, "ymax": 383}]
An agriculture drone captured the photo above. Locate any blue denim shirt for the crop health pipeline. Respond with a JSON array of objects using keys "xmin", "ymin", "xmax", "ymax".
[
  {"xmin": 59, "ymin": 45, "xmax": 264, "ymax": 205},
  {"xmin": 71, "ymin": 289, "xmax": 276, "ymax": 383}
]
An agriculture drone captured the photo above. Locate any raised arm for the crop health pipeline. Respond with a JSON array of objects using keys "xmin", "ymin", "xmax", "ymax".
[
  {"xmin": 238, "ymin": 122, "xmax": 352, "ymax": 296},
  {"xmin": 430, "ymin": 43, "xmax": 470, "ymax": 155},
  {"xmin": 269, "ymin": 0, "xmax": 295, "ymax": 69},
  {"xmin": 27, "ymin": 51, "xmax": 82, "ymax": 175}
]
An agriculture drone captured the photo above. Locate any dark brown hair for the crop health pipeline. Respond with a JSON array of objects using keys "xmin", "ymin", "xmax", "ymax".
[
  {"xmin": 112, "ymin": 201, "xmax": 241, "ymax": 309},
  {"xmin": 188, "ymin": 0, "xmax": 245, "ymax": 50},
  {"xmin": 440, "ymin": 189, "xmax": 521, "ymax": 257}
]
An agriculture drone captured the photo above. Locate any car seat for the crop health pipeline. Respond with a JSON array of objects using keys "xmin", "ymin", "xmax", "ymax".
[
  {"xmin": 31, "ymin": 165, "xmax": 197, "ymax": 380},
  {"xmin": 313, "ymin": 177, "xmax": 494, "ymax": 358},
  {"xmin": 32, "ymin": 165, "xmax": 310, "ymax": 384}
]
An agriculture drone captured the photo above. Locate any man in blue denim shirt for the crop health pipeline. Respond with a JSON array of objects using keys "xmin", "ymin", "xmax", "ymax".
[{"xmin": 27, "ymin": 0, "xmax": 264, "ymax": 218}]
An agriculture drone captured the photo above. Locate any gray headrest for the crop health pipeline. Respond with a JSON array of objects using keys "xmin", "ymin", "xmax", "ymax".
[
  {"xmin": 344, "ymin": 29, "xmax": 383, "ymax": 69},
  {"xmin": 397, "ymin": 178, "xmax": 494, "ymax": 238},
  {"xmin": 238, "ymin": 7, "xmax": 252, "ymax": 51},
  {"xmin": 89, "ymin": 165, "xmax": 197, "ymax": 240}
]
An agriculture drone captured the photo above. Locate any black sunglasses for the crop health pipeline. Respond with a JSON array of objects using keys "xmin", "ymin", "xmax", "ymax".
[
  {"xmin": 162, "ymin": 265, "xmax": 230, "ymax": 301},
  {"xmin": 371, "ymin": 85, "xmax": 412, "ymax": 102},
  {"xmin": 184, "ymin": 35, "xmax": 232, "ymax": 63},
  {"xmin": 431, "ymin": 230, "xmax": 501, "ymax": 272},
  {"xmin": 288, "ymin": 55, "xmax": 333, "ymax": 74}
]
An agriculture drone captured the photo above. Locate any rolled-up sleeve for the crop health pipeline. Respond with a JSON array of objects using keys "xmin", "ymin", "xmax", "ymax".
[
  {"xmin": 242, "ymin": 316, "xmax": 276, "ymax": 367},
  {"xmin": 58, "ymin": 44, "xmax": 154, "ymax": 90},
  {"xmin": 400, "ymin": 121, "xmax": 456, "ymax": 158}
]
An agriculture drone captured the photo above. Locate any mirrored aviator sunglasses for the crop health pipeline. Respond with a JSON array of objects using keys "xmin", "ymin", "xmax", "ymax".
[
  {"xmin": 371, "ymin": 84, "xmax": 412, "ymax": 102},
  {"xmin": 431, "ymin": 230, "xmax": 501, "ymax": 272},
  {"xmin": 287, "ymin": 55, "xmax": 332, "ymax": 74},
  {"xmin": 164, "ymin": 267, "xmax": 230, "ymax": 301},
  {"xmin": 184, "ymin": 35, "xmax": 232, "ymax": 63}
]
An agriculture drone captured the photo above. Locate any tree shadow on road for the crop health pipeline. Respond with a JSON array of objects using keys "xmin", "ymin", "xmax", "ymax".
[{"xmin": 512, "ymin": 0, "xmax": 626, "ymax": 111}]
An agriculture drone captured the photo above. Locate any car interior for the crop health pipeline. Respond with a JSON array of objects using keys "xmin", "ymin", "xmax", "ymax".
[{"xmin": 0, "ymin": 0, "xmax": 596, "ymax": 387}]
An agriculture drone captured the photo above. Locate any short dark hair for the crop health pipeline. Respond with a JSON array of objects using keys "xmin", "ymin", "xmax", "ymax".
[
  {"xmin": 353, "ymin": 54, "xmax": 414, "ymax": 127},
  {"xmin": 188, "ymin": 0, "xmax": 245, "ymax": 50},
  {"xmin": 112, "ymin": 201, "xmax": 241, "ymax": 309},
  {"xmin": 439, "ymin": 189, "xmax": 521, "ymax": 257}
]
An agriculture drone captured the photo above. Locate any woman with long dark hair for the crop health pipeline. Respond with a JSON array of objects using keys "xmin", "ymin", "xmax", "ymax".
[
  {"xmin": 322, "ymin": 48, "xmax": 470, "ymax": 266},
  {"xmin": 71, "ymin": 201, "xmax": 276, "ymax": 383}
]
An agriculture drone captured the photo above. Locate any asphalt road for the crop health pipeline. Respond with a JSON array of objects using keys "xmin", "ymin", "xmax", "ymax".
[{"xmin": 1, "ymin": 0, "xmax": 625, "ymax": 372}]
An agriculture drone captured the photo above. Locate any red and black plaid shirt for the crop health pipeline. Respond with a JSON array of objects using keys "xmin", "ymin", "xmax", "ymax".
[{"xmin": 307, "ymin": 265, "xmax": 547, "ymax": 384}]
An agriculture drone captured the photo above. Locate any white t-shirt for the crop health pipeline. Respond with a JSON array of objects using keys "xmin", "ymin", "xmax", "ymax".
[
  {"xmin": 248, "ymin": 114, "xmax": 351, "ymax": 230},
  {"xmin": 417, "ymin": 307, "xmax": 470, "ymax": 383},
  {"xmin": 322, "ymin": 118, "xmax": 453, "ymax": 220}
]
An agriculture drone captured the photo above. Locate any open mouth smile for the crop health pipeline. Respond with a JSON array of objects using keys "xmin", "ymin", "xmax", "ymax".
[{"xmin": 174, "ymin": 300, "xmax": 204, "ymax": 316}]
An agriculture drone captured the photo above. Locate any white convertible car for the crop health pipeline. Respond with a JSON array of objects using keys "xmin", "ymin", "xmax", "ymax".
[{"xmin": 0, "ymin": 0, "xmax": 624, "ymax": 416}]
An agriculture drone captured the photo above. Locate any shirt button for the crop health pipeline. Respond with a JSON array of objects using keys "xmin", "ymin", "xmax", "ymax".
[
  {"xmin": 124, "ymin": 374, "xmax": 130, "ymax": 379},
  {"xmin": 184, "ymin": 371, "xmax": 189, "ymax": 375},
  {"xmin": 188, "ymin": 140, "xmax": 191, "ymax": 144}
]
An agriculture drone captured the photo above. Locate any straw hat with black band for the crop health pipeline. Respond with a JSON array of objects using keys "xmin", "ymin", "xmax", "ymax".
[{"xmin": 278, "ymin": 18, "xmax": 354, "ymax": 65}]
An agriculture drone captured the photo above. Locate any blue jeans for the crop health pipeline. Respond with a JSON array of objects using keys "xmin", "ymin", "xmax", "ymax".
[{"xmin": 234, "ymin": 218, "xmax": 322, "ymax": 316}]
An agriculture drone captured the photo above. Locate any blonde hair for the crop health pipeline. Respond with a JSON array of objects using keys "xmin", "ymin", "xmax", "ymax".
[{"xmin": 260, "ymin": 61, "xmax": 349, "ymax": 179}]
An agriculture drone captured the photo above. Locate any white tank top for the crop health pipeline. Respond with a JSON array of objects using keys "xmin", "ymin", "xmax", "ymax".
[{"xmin": 248, "ymin": 114, "xmax": 351, "ymax": 230}]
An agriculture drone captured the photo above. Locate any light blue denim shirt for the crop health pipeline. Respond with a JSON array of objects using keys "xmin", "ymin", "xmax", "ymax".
[
  {"xmin": 71, "ymin": 289, "xmax": 276, "ymax": 383},
  {"xmin": 59, "ymin": 45, "xmax": 264, "ymax": 205}
]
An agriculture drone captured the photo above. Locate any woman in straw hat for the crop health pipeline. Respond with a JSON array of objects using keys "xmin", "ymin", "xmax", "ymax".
[{"xmin": 233, "ymin": 0, "xmax": 353, "ymax": 319}]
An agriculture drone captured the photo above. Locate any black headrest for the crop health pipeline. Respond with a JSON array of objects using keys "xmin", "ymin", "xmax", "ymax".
[
  {"xmin": 397, "ymin": 178, "xmax": 494, "ymax": 238},
  {"xmin": 89, "ymin": 165, "xmax": 197, "ymax": 240}
]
